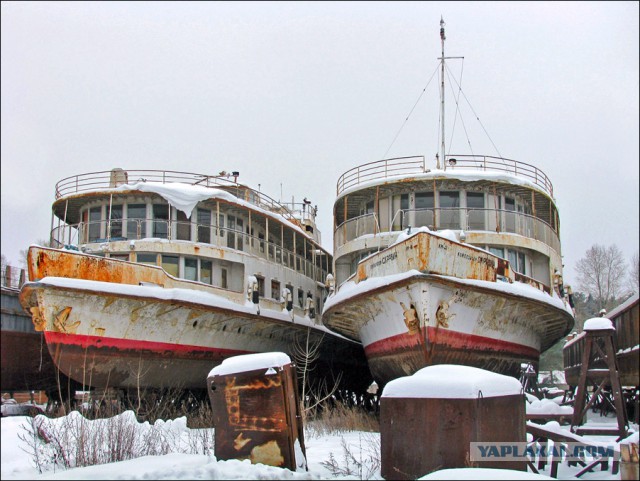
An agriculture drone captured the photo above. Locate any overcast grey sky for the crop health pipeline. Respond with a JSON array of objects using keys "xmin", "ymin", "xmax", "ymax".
[{"xmin": 2, "ymin": 1, "xmax": 638, "ymax": 287}]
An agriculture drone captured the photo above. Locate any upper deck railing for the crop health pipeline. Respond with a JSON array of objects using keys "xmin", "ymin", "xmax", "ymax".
[
  {"xmin": 336, "ymin": 155, "xmax": 555, "ymax": 199},
  {"xmin": 54, "ymin": 169, "xmax": 315, "ymax": 234}
]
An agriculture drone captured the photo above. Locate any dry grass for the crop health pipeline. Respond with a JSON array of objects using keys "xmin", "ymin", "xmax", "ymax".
[{"xmin": 305, "ymin": 400, "xmax": 379, "ymax": 436}]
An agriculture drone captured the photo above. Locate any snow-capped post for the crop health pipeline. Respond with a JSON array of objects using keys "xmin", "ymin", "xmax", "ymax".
[
  {"xmin": 207, "ymin": 352, "xmax": 307, "ymax": 472},
  {"xmin": 570, "ymin": 317, "xmax": 629, "ymax": 439},
  {"xmin": 380, "ymin": 365, "xmax": 526, "ymax": 479}
]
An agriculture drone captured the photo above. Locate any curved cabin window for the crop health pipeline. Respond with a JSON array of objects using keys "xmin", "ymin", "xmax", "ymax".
[
  {"xmin": 505, "ymin": 197, "xmax": 516, "ymax": 233},
  {"xmin": 161, "ymin": 255, "xmax": 179, "ymax": 277},
  {"xmin": 184, "ymin": 257, "xmax": 198, "ymax": 281},
  {"xmin": 176, "ymin": 210, "xmax": 191, "ymax": 241},
  {"xmin": 392, "ymin": 193, "xmax": 409, "ymax": 230},
  {"xmin": 415, "ymin": 192, "xmax": 434, "ymax": 228},
  {"xmin": 197, "ymin": 208, "xmax": 211, "ymax": 244},
  {"xmin": 137, "ymin": 253, "xmax": 157, "ymax": 265},
  {"xmin": 109, "ymin": 205, "xmax": 124, "ymax": 239},
  {"xmin": 227, "ymin": 215, "xmax": 236, "ymax": 249},
  {"xmin": 201, "ymin": 259, "xmax": 213, "ymax": 285},
  {"xmin": 467, "ymin": 193, "xmax": 485, "ymax": 230},
  {"xmin": 153, "ymin": 204, "xmax": 169, "ymax": 239},
  {"xmin": 439, "ymin": 191, "xmax": 460, "ymax": 229},
  {"xmin": 127, "ymin": 204, "xmax": 146, "ymax": 239},
  {"xmin": 89, "ymin": 207, "xmax": 102, "ymax": 242}
]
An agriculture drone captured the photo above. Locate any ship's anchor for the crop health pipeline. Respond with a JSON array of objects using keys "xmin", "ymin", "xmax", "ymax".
[
  {"xmin": 435, "ymin": 300, "xmax": 454, "ymax": 328},
  {"xmin": 400, "ymin": 302, "xmax": 420, "ymax": 335},
  {"xmin": 53, "ymin": 306, "xmax": 79, "ymax": 333}
]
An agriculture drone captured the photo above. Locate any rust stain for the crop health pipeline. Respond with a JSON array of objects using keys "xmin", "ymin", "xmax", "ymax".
[
  {"xmin": 400, "ymin": 302, "xmax": 420, "ymax": 335},
  {"xmin": 103, "ymin": 298, "xmax": 116, "ymax": 309},
  {"xmin": 30, "ymin": 307, "xmax": 45, "ymax": 331},
  {"xmin": 224, "ymin": 376, "xmax": 285, "ymax": 432},
  {"xmin": 249, "ymin": 440, "xmax": 284, "ymax": 467},
  {"xmin": 53, "ymin": 306, "xmax": 79, "ymax": 333},
  {"xmin": 435, "ymin": 301, "xmax": 453, "ymax": 328}
]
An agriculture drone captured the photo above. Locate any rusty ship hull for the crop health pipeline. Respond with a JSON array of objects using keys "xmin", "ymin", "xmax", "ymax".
[
  {"xmin": 323, "ymin": 231, "xmax": 574, "ymax": 387},
  {"xmin": 20, "ymin": 246, "xmax": 369, "ymax": 392}
]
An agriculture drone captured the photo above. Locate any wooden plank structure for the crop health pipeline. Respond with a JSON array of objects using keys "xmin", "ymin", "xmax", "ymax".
[
  {"xmin": 570, "ymin": 322, "xmax": 629, "ymax": 440},
  {"xmin": 519, "ymin": 362, "xmax": 541, "ymax": 398},
  {"xmin": 526, "ymin": 421, "xmax": 619, "ymax": 478}
]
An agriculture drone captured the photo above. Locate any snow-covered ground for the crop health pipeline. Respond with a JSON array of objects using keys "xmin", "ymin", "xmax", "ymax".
[{"xmin": 1, "ymin": 404, "xmax": 636, "ymax": 480}]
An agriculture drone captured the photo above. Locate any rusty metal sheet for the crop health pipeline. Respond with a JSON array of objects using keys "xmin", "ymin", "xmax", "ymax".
[
  {"xmin": 380, "ymin": 394, "xmax": 526, "ymax": 479},
  {"xmin": 357, "ymin": 232, "xmax": 497, "ymax": 283},
  {"xmin": 208, "ymin": 363, "xmax": 305, "ymax": 471}
]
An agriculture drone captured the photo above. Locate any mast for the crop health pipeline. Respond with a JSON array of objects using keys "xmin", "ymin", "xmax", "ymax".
[{"xmin": 440, "ymin": 16, "xmax": 446, "ymax": 171}]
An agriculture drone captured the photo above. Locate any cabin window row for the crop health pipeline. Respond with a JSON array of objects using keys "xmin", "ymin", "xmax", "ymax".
[
  {"xmin": 77, "ymin": 200, "xmax": 329, "ymax": 283},
  {"xmin": 362, "ymin": 191, "xmax": 532, "ymax": 232},
  {"xmin": 109, "ymin": 251, "xmax": 318, "ymax": 310}
]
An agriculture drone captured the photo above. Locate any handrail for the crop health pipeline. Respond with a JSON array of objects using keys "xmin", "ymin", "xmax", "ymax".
[
  {"xmin": 336, "ymin": 154, "xmax": 554, "ymax": 198},
  {"xmin": 334, "ymin": 207, "xmax": 561, "ymax": 255},
  {"xmin": 53, "ymin": 169, "xmax": 311, "ymax": 231}
]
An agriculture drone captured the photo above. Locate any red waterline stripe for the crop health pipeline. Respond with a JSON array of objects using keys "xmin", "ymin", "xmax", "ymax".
[
  {"xmin": 365, "ymin": 327, "xmax": 539, "ymax": 359},
  {"xmin": 44, "ymin": 331, "xmax": 251, "ymax": 357}
]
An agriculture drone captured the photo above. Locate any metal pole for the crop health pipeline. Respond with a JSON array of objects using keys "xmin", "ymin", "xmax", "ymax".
[{"xmin": 440, "ymin": 17, "xmax": 446, "ymax": 171}]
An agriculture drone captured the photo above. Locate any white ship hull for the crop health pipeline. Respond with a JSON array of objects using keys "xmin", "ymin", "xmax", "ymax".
[
  {"xmin": 20, "ymin": 247, "xmax": 369, "ymax": 392},
  {"xmin": 324, "ymin": 231, "xmax": 574, "ymax": 386}
]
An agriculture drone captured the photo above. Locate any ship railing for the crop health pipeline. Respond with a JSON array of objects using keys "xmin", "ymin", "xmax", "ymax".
[
  {"xmin": 53, "ymin": 169, "xmax": 308, "ymax": 229},
  {"xmin": 336, "ymin": 156, "xmax": 426, "ymax": 195},
  {"xmin": 335, "ymin": 207, "xmax": 561, "ymax": 254},
  {"xmin": 50, "ymin": 220, "xmax": 330, "ymax": 284},
  {"xmin": 1, "ymin": 265, "xmax": 26, "ymax": 289},
  {"xmin": 336, "ymin": 155, "xmax": 554, "ymax": 198}
]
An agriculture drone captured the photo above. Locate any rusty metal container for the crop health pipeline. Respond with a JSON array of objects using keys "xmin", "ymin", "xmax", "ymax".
[
  {"xmin": 380, "ymin": 364, "xmax": 526, "ymax": 479},
  {"xmin": 207, "ymin": 352, "xmax": 306, "ymax": 471}
]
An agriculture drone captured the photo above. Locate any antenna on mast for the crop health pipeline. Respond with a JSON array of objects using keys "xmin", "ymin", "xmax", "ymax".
[{"xmin": 439, "ymin": 16, "xmax": 446, "ymax": 171}]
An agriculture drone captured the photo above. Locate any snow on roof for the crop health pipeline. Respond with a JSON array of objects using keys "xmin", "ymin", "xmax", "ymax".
[
  {"xmin": 583, "ymin": 317, "xmax": 615, "ymax": 331},
  {"xmin": 208, "ymin": 352, "xmax": 291, "ymax": 377},
  {"xmin": 35, "ymin": 276, "xmax": 344, "ymax": 337},
  {"xmin": 339, "ymin": 167, "xmax": 551, "ymax": 200},
  {"xmin": 65, "ymin": 181, "xmax": 320, "ymax": 245},
  {"xmin": 115, "ymin": 181, "xmax": 235, "ymax": 218},
  {"xmin": 381, "ymin": 364, "xmax": 523, "ymax": 399}
]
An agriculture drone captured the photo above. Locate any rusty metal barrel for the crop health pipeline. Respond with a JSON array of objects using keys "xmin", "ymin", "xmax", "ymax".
[
  {"xmin": 380, "ymin": 364, "xmax": 526, "ymax": 479},
  {"xmin": 207, "ymin": 352, "xmax": 307, "ymax": 471}
]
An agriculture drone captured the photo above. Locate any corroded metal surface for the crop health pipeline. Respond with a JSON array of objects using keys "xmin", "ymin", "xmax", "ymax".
[
  {"xmin": 356, "ymin": 232, "xmax": 499, "ymax": 283},
  {"xmin": 208, "ymin": 363, "xmax": 305, "ymax": 470},
  {"xmin": 380, "ymin": 394, "xmax": 526, "ymax": 479},
  {"xmin": 19, "ymin": 247, "xmax": 372, "ymax": 392},
  {"xmin": 325, "ymin": 267, "xmax": 573, "ymax": 387}
]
